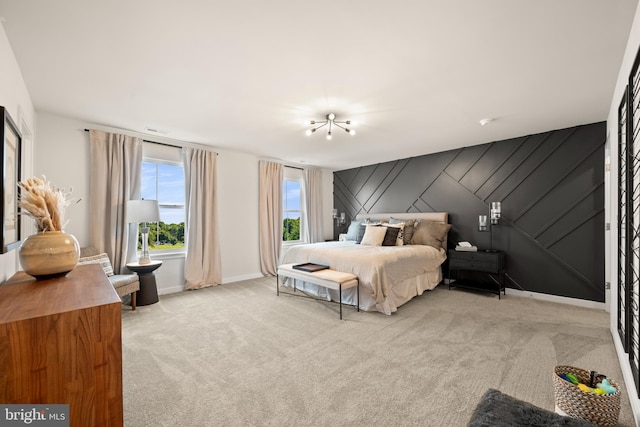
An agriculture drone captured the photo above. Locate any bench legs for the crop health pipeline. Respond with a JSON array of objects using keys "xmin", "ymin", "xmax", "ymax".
[
  {"xmin": 338, "ymin": 283, "xmax": 360, "ymax": 319},
  {"xmin": 277, "ymin": 275, "xmax": 359, "ymax": 320}
]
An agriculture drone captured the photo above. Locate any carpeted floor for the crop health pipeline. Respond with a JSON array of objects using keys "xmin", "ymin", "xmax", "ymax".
[{"xmin": 121, "ymin": 277, "xmax": 635, "ymax": 426}]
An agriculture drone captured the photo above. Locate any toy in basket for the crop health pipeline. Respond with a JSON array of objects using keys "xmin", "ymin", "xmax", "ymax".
[{"xmin": 553, "ymin": 365, "xmax": 621, "ymax": 427}]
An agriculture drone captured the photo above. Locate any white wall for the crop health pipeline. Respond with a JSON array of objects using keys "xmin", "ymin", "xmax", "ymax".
[
  {"xmin": 607, "ymin": 2, "xmax": 640, "ymax": 424},
  {"xmin": 0, "ymin": 23, "xmax": 35, "ymax": 282},
  {"xmin": 33, "ymin": 112, "xmax": 335, "ymax": 292}
]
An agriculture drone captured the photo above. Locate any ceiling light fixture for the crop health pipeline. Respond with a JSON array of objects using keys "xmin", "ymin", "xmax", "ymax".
[
  {"xmin": 305, "ymin": 113, "xmax": 356, "ymax": 140},
  {"xmin": 479, "ymin": 118, "xmax": 494, "ymax": 126}
]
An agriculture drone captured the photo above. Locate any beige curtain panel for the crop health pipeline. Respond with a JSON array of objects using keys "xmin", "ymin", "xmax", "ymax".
[
  {"xmin": 259, "ymin": 161, "xmax": 283, "ymax": 276},
  {"xmin": 303, "ymin": 167, "xmax": 323, "ymax": 243},
  {"xmin": 88, "ymin": 130, "xmax": 142, "ymax": 273},
  {"xmin": 183, "ymin": 147, "xmax": 222, "ymax": 289}
]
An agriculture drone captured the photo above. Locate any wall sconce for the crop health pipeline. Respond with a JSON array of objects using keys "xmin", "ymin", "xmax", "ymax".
[
  {"xmin": 478, "ymin": 215, "xmax": 488, "ymax": 232},
  {"xmin": 333, "ymin": 209, "xmax": 346, "ymax": 225},
  {"xmin": 478, "ymin": 201, "xmax": 502, "ymax": 251},
  {"xmin": 490, "ymin": 201, "xmax": 501, "ymax": 225}
]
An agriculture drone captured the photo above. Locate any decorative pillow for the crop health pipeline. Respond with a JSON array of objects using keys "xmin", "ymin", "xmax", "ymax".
[
  {"xmin": 355, "ymin": 224, "xmax": 367, "ymax": 244},
  {"xmin": 345, "ymin": 220, "xmax": 363, "ymax": 241},
  {"xmin": 381, "ymin": 226, "xmax": 401, "ymax": 246},
  {"xmin": 76, "ymin": 253, "xmax": 114, "ymax": 276},
  {"xmin": 391, "ymin": 217, "xmax": 416, "ymax": 244},
  {"xmin": 410, "ymin": 221, "xmax": 452, "ymax": 249},
  {"xmin": 386, "ymin": 222, "xmax": 405, "ymax": 246},
  {"xmin": 360, "ymin": 225, "xmax": 387, "ymax": 246},
  {"xmin": 404, "ymin": 220, "xmax": 417, "ymax": 245}
]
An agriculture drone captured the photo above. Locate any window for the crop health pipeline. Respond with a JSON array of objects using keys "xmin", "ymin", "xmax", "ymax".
[
  {"xmin": 283, "ymin": 167, "xmax": 304, "ymax": 243},
  {"xmin": 140, "ymin": 143, "xmax": 185, "ymax": 253}
]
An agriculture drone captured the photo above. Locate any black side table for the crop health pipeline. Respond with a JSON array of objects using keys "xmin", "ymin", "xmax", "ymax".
[
  {"xmin": 126, "ymin": 260, "xmax": 163, "ymax": 306},
  {"xmin": 447, "ymin": 250, "xmax": 505, "ymax": 298}
]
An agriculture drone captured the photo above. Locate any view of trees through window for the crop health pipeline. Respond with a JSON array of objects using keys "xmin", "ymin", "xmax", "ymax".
[
  {"xmin": 283, "ymin": 177, "xmax": 302, "ymax": 241},
  {"xmin": 140, "ymin": 161, "xmax": 186, "ymax": 251}
]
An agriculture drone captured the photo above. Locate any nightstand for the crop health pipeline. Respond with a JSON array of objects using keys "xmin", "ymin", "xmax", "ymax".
[{"xmin": 447, "ymin": 250, "xmax": 506, "ymax": 298}]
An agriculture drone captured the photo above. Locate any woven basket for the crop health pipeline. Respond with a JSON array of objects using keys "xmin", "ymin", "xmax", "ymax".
[{"xmin": 553, "ymin": 365, "xmax": 621, "ymax": 427}]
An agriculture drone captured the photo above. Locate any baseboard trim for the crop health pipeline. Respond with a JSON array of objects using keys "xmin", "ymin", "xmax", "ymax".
[
  {"xmin": 157, "ymin": 285, "xmax": 184, "ymax": 296},
  {"xmin": 506, "ymin": 288, "xmax": 606, "ymax": 310},
  {"xmin": 222, "ymin": 272, "xmax": 264, "ymax": 284},
  {"xmin": 156, "ymin": 273, "xmax": 266, "ymax": 296}
]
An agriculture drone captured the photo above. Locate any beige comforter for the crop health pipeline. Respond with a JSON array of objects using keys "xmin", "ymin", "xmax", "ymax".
[{"xmin": 281, "ymin": 241, "xmax": 446, "ymax": 307}]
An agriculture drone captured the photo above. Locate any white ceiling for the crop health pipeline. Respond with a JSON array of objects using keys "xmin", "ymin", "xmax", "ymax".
[{"xmin": 0, "ymin": 1, "xmax": 637, "ymax": 170}]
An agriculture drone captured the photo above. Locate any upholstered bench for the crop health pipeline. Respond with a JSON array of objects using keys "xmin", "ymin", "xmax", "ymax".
[
  {"xmin": 77, "ymin": 248, "xmax": 140, "ymax": 310},
  {"xmin": 276, "ymin": 263, "xmax": 359, "ymax": 319}
]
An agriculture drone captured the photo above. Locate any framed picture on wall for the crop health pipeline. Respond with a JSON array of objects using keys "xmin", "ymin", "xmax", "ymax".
[{"xmin": 1, "ymin": 106, "xmax": 22, "ymax": 253}]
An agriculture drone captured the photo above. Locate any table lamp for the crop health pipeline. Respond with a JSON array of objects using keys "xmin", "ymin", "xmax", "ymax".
[{"xmin": 126, "ymin": 199, "xmax": 160, "ymax": 264}]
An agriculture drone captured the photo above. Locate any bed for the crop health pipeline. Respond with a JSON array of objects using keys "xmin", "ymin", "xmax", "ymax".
[{"xmin": 280, "ymin": 212, "xmax": 451, "ymax": 315}]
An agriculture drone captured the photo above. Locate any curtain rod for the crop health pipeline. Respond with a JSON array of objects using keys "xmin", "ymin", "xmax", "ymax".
[
  {"xmin": 285, "ymin": 165, "xmax": 303, "ymax": 170},
  {"xmin": 85, "ymin": 128, "xmax": 176, "ymax": 148},
  {"xmin": 83, "ymin": 128, "xmax": 218, "ymax": 154}
]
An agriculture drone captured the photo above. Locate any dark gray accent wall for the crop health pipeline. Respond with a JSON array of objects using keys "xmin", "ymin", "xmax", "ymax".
[{"xmin": 333, "ymin": 122, "xmax": 605, "ymax": 302}]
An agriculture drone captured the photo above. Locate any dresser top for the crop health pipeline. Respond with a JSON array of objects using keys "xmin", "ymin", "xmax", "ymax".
[{"xmin": 0, "ymin": 264, "xmax": 120, "ymax": 324}]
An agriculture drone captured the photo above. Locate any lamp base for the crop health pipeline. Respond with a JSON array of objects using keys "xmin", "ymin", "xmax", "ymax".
[
  {"xmin": 138, "ymin": 256, "xmax": 151, "ymax": 265},
  {"xmin": 139, "ymin": 227, "xmax": 151, "ymax": 265}
]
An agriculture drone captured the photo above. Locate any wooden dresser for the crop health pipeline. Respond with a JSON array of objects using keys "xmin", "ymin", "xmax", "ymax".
[{"xmin": 0, "ymin": 264, "xmax": 124, "ymax": 426}]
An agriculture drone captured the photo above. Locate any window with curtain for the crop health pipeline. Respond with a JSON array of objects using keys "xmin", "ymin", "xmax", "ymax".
[
  {"xmin": 283, "ymin": 167, "xmax": 305, "ymax": 243},
  {"xmin": 140, "ymin": 143, "xmax": 185, "ymax": 253}
]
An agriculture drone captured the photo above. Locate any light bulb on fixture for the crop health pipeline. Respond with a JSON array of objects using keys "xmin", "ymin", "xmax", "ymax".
[{"xmin": 305, "ymin": 112, "xmax": 357, "ymax": 140}]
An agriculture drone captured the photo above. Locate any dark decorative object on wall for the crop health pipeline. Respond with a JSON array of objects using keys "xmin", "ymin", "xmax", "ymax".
[
  {"xmin": 1, "ymin": 106, "xmax": 22, "ymax": 253},
  {"xmin": 334, "ymin": 121, "xmax": 605, "ymax": 303}
]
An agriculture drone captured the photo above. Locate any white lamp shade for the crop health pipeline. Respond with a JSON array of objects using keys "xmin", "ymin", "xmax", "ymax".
[{"xmin": 126, "ymin": 200, "xmax": 160, "ymax": 223}]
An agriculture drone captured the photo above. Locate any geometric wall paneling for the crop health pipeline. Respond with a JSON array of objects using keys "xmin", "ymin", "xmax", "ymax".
[{"xmin": 334, "ymin": 121, "xmax": 606, "ymax": 302}]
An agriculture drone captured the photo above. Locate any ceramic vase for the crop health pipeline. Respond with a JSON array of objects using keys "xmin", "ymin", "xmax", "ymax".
[{"xmin": 19, "ymin": 231, "xmax": 80, "ymax": 278}]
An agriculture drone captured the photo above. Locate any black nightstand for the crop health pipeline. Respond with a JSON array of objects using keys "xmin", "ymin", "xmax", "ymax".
[{"xmin": 447, "ymin": 250, "xmax": 506, "ymax": 298}]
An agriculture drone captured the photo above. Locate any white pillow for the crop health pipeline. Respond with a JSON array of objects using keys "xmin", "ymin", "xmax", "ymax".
[
  {"xmin": 386, "ymin": 222, "xmax": 405, "ymax": 246},
  {"xmin": 360, "ymin": 225, "xmax": 387, "ymax": 246}
]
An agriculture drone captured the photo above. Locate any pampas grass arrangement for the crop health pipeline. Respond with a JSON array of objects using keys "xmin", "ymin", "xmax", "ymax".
[{"xmin": 18, "ymin": 176, "xmax": 78, "ymax": 232}]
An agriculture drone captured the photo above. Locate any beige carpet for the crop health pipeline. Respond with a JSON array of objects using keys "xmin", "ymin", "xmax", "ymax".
[{"xmin": 121, "ymin": 277, "xmax": 635, "ymax": 426}]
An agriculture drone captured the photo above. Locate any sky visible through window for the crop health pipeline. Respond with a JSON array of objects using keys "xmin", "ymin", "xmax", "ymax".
[
  {"xmin": 283, "ymin": 180, "xmax": 300, "ymax": 218},
  {"xmin": 141, "ymin": 162, "xmax": 185, "ymax": 224}
]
